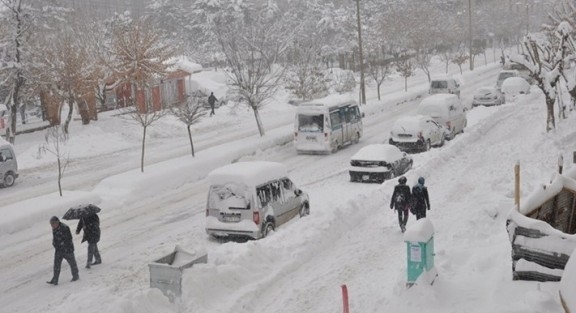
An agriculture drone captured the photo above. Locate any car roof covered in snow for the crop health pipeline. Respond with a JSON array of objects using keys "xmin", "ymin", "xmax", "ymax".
[
  {"xmin": 392, "ymin": 115, "xmax": 430, "ymax": 132},
  {"xmin": 208, "ymin": 161, "xmax": 289, "ymax": 187},
  {"xmin": 0, "ymin": 136, "xmax": 12, "ymax": 147},
  {"xmin": 298, "ymin": 94, "xmax": 356, "ymax": 113},
  {"xmin": 351, "ymin": 144, "xmax": 404, "ymax": 162}
]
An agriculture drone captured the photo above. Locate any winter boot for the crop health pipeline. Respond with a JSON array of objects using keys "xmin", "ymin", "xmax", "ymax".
[
  {"xmin": 71, "ymin": 275, "xmax": 79, "ymax": 282},
  {"xmin": 46, "ymin": 279, "xmax": 58, "ymax": 285}
]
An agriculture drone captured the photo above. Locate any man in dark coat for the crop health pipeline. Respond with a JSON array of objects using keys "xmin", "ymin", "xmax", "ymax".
[
  {"xmin": 390, "ymin": 176, "xmax": 412, "ymax": 233},
  {"xmin": 412, "ymin": 177, "xmax": 431, "ymax": 220},
  {"xmin": 208, "ymin": 92, "xmax": 218, "ymax": 116},
  {"xmin": 76, "ymin": 213, "xmax": 102, "ymax": 269},
  {"xmin": 47, "ymin": 216, "xmax": 79, "ymax": 285}
]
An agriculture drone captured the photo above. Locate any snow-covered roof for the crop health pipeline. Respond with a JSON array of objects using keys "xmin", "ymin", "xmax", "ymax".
[
  {"xmin": 502, "ymin": 77, "xmax": 530, "ymax": 95},
  {"xmin": 404, "ymin": 218, "xmax": 435, "ymax": 242},
  {"xmin": 0, "ymin": 136, "xmax": 11, "ymax": 147},
  {"xmin": 298, "ymin": 94, "xmax": 356, "ymax": 113},
  {"xmin": 0, "ymin": 104, "xmax": 7, "ymax": 112},
  {"xmin": 519, "ymin": 172, "xmax": 576, "ymax": 215},
  {"xmin": 392, "ymin": 115, "xmax": 428, "ymax": 133},
  {"xmin": 167, "ymin": 56, "xmax": 202, "ymax": 74},
  {"xmin": 560, "ymin": 248, "xmax": 576, "ymax": 312},
  {"xmin": 350, "ymin": 144, "xmax": 405, "ymax": 162},
  {"xmin": 208, "ymin": 161, "xmax": 289, "ymax": 187}
]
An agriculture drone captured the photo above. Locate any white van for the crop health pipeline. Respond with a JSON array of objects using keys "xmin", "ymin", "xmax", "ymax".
[
  {"xmin": 0, "ymin": 137, "xmax": 18, "ymax": 187},
  {"xmin": 417, "ymin": 94, "xmax": 467, "ymax": 140},
  {"xmin": 205, "ymin": 161, "xmax": 310, "ymax": 240},
  {"xmin": 429, "ymin": 78, "xmax": 460, "ymax": 98},
  {"xmin": 294, "ymin": 96, "xmax": 363, "ymax": 154}
]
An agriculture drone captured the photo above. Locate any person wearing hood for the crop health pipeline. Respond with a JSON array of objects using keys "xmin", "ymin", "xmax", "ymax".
[
  {"xmin": 411, "ymin": 177, "xmax": 430, "ymax": 220},
  {"xmin": 390, "ymin": 176, "xmax": 412, "ymax": 233}
]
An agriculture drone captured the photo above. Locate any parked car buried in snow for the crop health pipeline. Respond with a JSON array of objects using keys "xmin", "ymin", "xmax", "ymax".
[
  {"xmin": 388, "ymin": 115, "xmax": 447, "ymax": 153},
  {"xmin": 0, "ymin": 137, "xmax": 18, "ymax": 187},
  {"xmin": 501, "ymin": 77, "xmax": 530, "ymax": 102},
  {"xmin": 349, "ymin": 144, "xmax": 412, "ymax": 183},
  {"xmin": 205, "ymin": 161, "xmax": 310, "ymax": 240},
  {"xmin": 472, "ymin": 86, "xmax": 505, "ymax": 107}
]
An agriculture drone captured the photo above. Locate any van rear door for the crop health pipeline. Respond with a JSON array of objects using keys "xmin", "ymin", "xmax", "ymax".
[{"xmin": 207, "ymin": 183, "xmax": 252, "ymax": 224}]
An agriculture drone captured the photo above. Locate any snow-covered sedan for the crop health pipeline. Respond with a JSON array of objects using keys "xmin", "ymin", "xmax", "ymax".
[
  {"xmin": 349, "ymin": 144, "xmax": 412, "ymax": 183},
  {"xmin": 472, "ymin": 86, "xmax": 504, "ymax": 107},
  {"xmin": 388, "ymin": 115, "xmax": 447, "ymax": 152},
  {"xmin": 501, "ymin": 77, "xmax": 530, "ymax": 102}
]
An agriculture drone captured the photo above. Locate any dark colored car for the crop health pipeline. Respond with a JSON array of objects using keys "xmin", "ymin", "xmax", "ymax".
[{"xmin": 349, "ymin": 144, "xmax": 412, "ymax": 183}]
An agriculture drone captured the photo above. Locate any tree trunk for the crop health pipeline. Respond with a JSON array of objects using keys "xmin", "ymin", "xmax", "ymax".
[
  {"xmin": 377, "ymin": 82, "xmax": 381, "ymax": 101},
  {"xmin": 63, "ymin": 100, "xmax": 74, "ymax": 135},
  {"xmin": 57, "ymin": 157, "xmax": 63, "ymax": 197},
  {"xmin": 546, "ymin": 96, "xmax": 556, "ymax": 132},
  {"xmin": 458, "ymin": 65, "xmax": 463, "ymax": 75},
  {"xmin": 445, "ymin": 62, "xmax": 449, "ymax": 74},
  {"xmin": 187, "ymin": 125, "xmax": 195, "ymax": 157},
  {"xmin": 78, "ymin": 100, "xmax": 91, "ymax": 125},
  {"xmin": 141, "ymin": 125, "xmax": 147, "ymax": 172},
  {"xmin": 253, "ymin": 107, "xmax": 265, "ymax": 136},
  {"xmin": 404, "ymin": 77, "xmax": 408, "ymax": 92}
]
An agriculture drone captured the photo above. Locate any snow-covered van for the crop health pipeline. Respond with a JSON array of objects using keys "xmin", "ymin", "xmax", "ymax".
[
  {"xmin": 429, "ymin": 77, "xmax": 460, "ymax": 98},
  {"xmin": 0, "ymin": 137, "xmax": 18, "ymax": 187},
  {"xmin": 417, "ymin": 94, "xmax": 467, "ymax": 140},
  {"xmin": 205, "ymin": 161, "xmax": 310, "ymax": 240},
  {"xmin": 294, "ymin": 95, "xmax": 363, "ymax": 154}
]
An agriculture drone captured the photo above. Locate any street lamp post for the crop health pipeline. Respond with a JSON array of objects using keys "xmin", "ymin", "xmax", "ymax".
[
  {"xmin": 468, "ymin": 0, "xmax": 474, "ymax": 71},
  {"xmin": 354, "ymin": 0, "xmax": 366, "ymax": 104}
]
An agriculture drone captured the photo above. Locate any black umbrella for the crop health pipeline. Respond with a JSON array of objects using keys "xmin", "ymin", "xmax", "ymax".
[{"xmin": 62, "ymin": 204, "xmax": 101, "ymax": 220}]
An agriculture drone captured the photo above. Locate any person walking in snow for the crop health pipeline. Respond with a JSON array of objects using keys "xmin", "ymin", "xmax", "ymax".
[
  {"xmin": 76, "ymin": 213, "xmax": 102, "ymax": 269},
  {"xmin": 411, "ymin": 177, "xmax": 430, "ymax": 220},
  {"xmin": 390, "ymin": 176, "xmax": 411, "ymax": 233},
  {"xmin": 208, "ymin": 92, "xmax": 218, "ymax": 116},
  {"xmin": 47, "ymin": 216, "xmax": 79, "ymax": 285}
]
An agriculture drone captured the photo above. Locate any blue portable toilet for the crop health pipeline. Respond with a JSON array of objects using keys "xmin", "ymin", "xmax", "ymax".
[{"xmin": 404, "ymin": 218, "xmax": 438, "ymax": 287}]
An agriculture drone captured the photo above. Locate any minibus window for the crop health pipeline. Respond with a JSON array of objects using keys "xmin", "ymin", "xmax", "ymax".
[{"xmin": 298, "ymin": 114, "xmax": 324, "ymax": 132}]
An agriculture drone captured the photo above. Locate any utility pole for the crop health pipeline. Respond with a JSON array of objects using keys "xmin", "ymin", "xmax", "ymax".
[
  {"xmin": 468, "ymin": 0, "xmax": 474, "ymax": 71},
  {"xmin": 355, "ymin": 0, "xmax": 366, "ymax": 104}
]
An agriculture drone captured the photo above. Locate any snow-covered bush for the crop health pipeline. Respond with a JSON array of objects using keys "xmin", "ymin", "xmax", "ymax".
[{"xmin": 323, "ymin": 68, "xmax": 356, "ymax": 94}]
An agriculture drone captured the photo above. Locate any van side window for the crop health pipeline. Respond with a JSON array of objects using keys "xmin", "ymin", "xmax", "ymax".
[
  {"xmin": 0, "ymin": 148, "xmax": 12, "ymax": 160},
  {"xmin": 281, "ymin": 178, "xmax": 294, "ymax": 191},
  {"xmin": 257, "ymin": 185, "xmax": 272, "ymax": 207},
  {"xmin": 330, "ymin": 110, "xmax": 341, "ymax": 130}
]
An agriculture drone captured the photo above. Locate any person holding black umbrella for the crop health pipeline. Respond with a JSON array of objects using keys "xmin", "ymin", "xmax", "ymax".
[
  {"xmin": 47, "ymin": 216, "xmax": 79, "ymax": 285},
  {"xmin": 76, "ymin": 213, "xmax": 102, "ymax": 269}
]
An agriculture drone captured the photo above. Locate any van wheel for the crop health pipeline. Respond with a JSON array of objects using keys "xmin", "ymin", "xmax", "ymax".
[
  {"xmin": 440, "ymin": 135, "xmax": 445, "ymax": 147},
  {"xmin": 352, "ymin": 132, "xmax": 360, "ymax": 144},
  {"xmin": 262, "ymin": 222, "xmax": 275, "ymax": 238},
  {"xmin": 2, "ymin": 172, "xmax": 15, "ymax": 187},
  {"xmin": 331, "ymin": 142, "xmax": 338, "ymax": 154},
  {"xmin": 299, "ymin": 203, "xmax": 310, "ymax": 217},
  {"xmin": 424, "ymin": 140, "xmax": 431, "ymax": 152}
]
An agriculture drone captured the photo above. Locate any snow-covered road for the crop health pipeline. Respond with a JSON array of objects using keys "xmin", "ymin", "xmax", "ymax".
[{"xmin": 2, "ymin": 59, "xmax": 569, "ymax": 313}]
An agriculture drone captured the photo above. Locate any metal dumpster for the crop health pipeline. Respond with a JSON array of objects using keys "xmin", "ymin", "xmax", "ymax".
[{"xmin": 148, "ymin": 245, "xmax": 207, "ymax": 301}]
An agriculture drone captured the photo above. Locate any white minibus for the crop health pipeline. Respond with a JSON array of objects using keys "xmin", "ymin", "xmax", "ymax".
[{"xmin": 294, "ymin": 96, "xmax": 363, "ymax": 154}]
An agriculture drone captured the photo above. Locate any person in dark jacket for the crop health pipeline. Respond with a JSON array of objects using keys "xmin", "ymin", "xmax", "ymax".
[
  {"xmin": 390, "ymin": 176, "xmax": 412, "ymax": 232},
  {"xmin": 412, "ymin": 177, "xmax": 430, "ymax": 220},
  {"xmin": 208, "ymin": 92, "xmax": 218, "ymax": 116},
  {"xmin": 47, "ymin": 216, "xmax": 79, "ymax": 285},
  {"xmin": 76, "ymin": 213, "xmax": 102, "ymax": 269}
]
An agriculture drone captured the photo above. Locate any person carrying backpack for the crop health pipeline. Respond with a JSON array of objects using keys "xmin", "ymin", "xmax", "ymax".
[
  {"xmin": 390, "ymin": 176, "xmax": 411, "ymax": 233},
  {"xmin": 411, "ymin": 176, "xmax": 430, "ymax": 220}
]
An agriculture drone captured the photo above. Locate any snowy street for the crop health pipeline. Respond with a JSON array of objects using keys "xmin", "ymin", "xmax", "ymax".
[{"xmin": 0, "ymin": 59, "xmax": 572, "ymax": 313}]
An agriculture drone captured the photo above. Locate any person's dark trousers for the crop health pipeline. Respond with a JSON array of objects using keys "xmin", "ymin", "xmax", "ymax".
[
  {"xmin": 87, "ymin": 242, "xmax": 101, "ymax": 266},
  {"xmin": 52, "ymin": 251, "xmax": 79, "ymax": 283},
  {"xmin": 210, "ymin": 107, "xmax": 215, "ymax": 116},
  {"xmin": 397, "ymin": 206, "xmax": 409, "ymax": 230},
  {"xmin": 416, "ymin": 209, "xmax": 426, "ymax": 220}
]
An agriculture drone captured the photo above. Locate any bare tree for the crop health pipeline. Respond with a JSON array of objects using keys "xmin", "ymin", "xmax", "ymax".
[
  {"xmin": 452, "ymin": 49, "xmax": 469, "ymax": 74},
  {"xmin": 366, "ymin": 56, "xmax": 391, "ymax": 101},
  {"xmin": 39, "ymin": 126, "xmax": 69, "ymax": 197},
  {"xmin": 395, "ymin": 57, "xmax": 416, "ymax": 92},
  {"xmin": 512, "ymin": 25, "xmax": 574, "ymax": 132},
  {"xmin": 170, "ymin": 92, "xmax": 207, "ymax": 157},
  {"xmin": 0, "ymin": 0, "xmax": 35, "ymax": 143},
  {"xmin": 213, "ymin": 6, "xmax": 298, "ymax": 136},
  {"xmin": 111, "ymin": 17, "xmax": 175, "ymax": 172},
  {"xmin": 284, "ymin": 37, "xmax": 328, "ymax": 101}
]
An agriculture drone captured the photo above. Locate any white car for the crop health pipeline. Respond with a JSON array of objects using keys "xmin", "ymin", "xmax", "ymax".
[
  {"xmin": 501, "ymin": 77, "xmax": 530, "ymax": 102},
  {"xmin": 472, "ymin": 86, "xmax": 504, "ymax": 107},
  {"xmin": 496, "ymin": 70, "xmax": 520, "ymax": 91},
  {"xmin": 349, "ymin": 144, "xmax": 413, "ymax": 183},
  {"xmin": 388, "ymin": 115, "xmax": 447, "ymax": 152}
]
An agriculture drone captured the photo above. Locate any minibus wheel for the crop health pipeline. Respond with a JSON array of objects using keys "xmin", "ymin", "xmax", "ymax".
[{"xmin": 3, "ymin": 172, "xmax": 15, "ymax": 187}]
